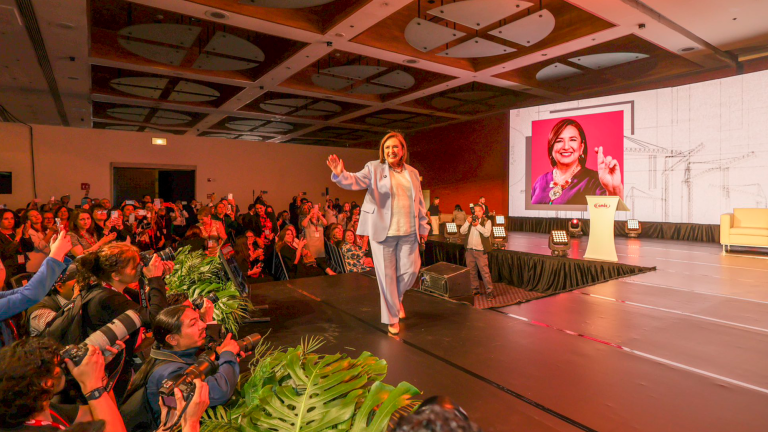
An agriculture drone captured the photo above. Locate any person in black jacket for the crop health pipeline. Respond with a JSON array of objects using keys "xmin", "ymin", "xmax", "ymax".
[
  {"xmin": 0, "ymin": 208, "xmax": 34, "ymax": 288},
  {"xmin": 75, "ymin": 243, "xmax": 170, "ymax": 403}
]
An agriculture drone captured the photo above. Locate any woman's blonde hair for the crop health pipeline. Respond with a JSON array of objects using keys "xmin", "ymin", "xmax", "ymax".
[{"xmin": 378, "ymin": 131, "xmax": 408, "ymax": 165}]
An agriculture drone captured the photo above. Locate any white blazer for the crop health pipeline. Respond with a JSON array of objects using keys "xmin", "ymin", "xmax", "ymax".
[{"xmin": 332, "ymin": 161, "xmax": 430, "ymax": 243}]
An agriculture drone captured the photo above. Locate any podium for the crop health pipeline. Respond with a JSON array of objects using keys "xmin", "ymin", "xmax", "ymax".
[{"xmin": 584, "ymin": 196, "xmax": 629, "ymax": 262}]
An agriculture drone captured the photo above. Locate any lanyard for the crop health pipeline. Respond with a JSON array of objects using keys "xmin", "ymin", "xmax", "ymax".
[{"xmin": 24, "ymin": 409, "xmax": 70, "ymax": 429}]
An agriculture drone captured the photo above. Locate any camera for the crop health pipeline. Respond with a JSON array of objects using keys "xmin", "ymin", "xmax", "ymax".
[
  {"xmin": 60, "ymin": 310, "xmax": 142, "ymax": 367},
  {"xmin": 139, "ymin": 247, "xmax": 176, "ymax": 266},
  {"xmin": 191, "ymin": 292, "xmax": 219, "ymax": 310},
  {"xmin": 159, "ymin": 333, "xmax": 261, "ymax": 399}
]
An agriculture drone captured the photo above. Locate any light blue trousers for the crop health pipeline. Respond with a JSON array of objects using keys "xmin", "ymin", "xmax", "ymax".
[{"xmin": 369, "ymin": 234, "xmax": 421, "ymax": 324}]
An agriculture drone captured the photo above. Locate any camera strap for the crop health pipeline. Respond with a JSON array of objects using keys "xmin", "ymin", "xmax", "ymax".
[
  {"xmin": 138, "ymin": 277, "xmax": 148, "ymax": 309},
  {"xmin": 149, "ymin": 349, "xmax": 189, "ymax": 364}
]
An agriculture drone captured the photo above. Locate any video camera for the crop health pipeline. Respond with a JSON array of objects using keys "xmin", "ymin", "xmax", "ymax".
[
  {"xmin": 60, "ymin": 310, "xmax": 142, "ymax": 367},
  {"xmin": 158, "ymin": 333, "xmax": 261, "ymax": 399}
]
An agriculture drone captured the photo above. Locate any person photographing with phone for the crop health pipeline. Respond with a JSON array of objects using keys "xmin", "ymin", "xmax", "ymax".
[
  {"xmin": 301, "ymin": 203, "xmax": 328, "ymax": 265},
  {"xmin": 327, "ymin": 131, "xmax": 429, "ymax": 335},
  {"xmin": 460, "ymin": 204, "xmax": 494, "ymax": 300}
]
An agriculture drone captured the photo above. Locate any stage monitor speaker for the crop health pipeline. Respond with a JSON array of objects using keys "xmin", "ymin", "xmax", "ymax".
[{"xmin": 418, "ymin": 262, "xmax": 472, "ymax": 298}]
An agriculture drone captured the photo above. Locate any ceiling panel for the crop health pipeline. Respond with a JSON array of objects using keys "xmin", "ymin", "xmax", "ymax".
[
  {"xmin": 92, "ymin": 121, "xmax": 188, "ymax": 135},
  {"xmin": 280, "ymin": 50, "xmax": 455, "ymax": 102},
  {"xmin": 90, "ymin": 0, "xmax": 307, "ymax": 82},
  {"xmin": 91, "ymin": 65, "xmax": 245, "ymax": 108},
  {"xmin": 92, "ymin": 101, "xmax": 206, "ymax": 128},
  {"xmin": 342, "ymin": 108, "xmax": 452, "ymax": 130},
  {"xmin": 239, "ymin": 91, "xmax": 368, "ymax": 120},
  {"xmin": 351, "ymin": 0, "xmax": 615, "ymax": 72},
  {"xmin": 209, "ymin": 116, "xmax": 312, "ymax": 135},
  {"xmin": 402, "ymin": 82, "xmax": 549, "ymax": 116},
  {"xmin": 493, "ymin": 35, "xmax": 703, "ymax": 96}
]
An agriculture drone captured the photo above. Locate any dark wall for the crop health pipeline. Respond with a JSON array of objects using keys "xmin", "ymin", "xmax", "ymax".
[{"xmin": 407, "ymin": 112, "xmax": 510, "ymax": 216}]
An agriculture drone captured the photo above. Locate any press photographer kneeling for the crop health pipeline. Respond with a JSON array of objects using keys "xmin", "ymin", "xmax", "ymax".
[{"xmin": 122, "ymin": 305, "xmax": 247, "ymax": 431}]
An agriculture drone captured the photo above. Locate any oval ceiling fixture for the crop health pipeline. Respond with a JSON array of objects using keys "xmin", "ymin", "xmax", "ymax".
[
  {"xmin": 437, "ymin": 37, "xmax": 515, "ymax": 58},
  {"xmin": 311, "ymin": 74, "xmax": 355, "ymax": 91},
  {"xmin": 107, "ymin": 107, "xmax": 151, "ymax": 122},
  {"xmin": 169, "ymin": 81, "xmax": 221, "ymax": 102},
  {"xmin": 321, "ymin": 65, "xmax": 387, "ymax": 80},
  {"xmin": 427, "ymin": 0, "xmax": 532, "ymax": 30},
  {"xmin": 106, "ymin": 125, "xmax": 140, "ymax": 132},
  {"xmin": 226, "ymin": 119, "xmax": 267, "ymax": 131},
  {"xmin": 450, "ymin": 91, "xmax": 499, "ymax": 101},
  {"xmin": 151, "ymin": 110, "xmax": 192, "ymax": 125},
  {"xmin": 110, "ymin": 77, "xmax": 169, "ymax": 99},
  {"xmin": 206, "ymin": 133, "xmax": 238, "ymax": 139},
  {"xmin": 568, "ymin": 53, "xmax": 649, "ymax": 70},
  {"xmin": 494, "ymin": 9, "xmax": 555, "ymax": 46},
  {"xmin": 118, "ymin": 24, "xmax": 201, "ymax": 48},
  {"xmin": 347, "ymin": 83, "xmax": 400, "ymax": 95},
  {"xmin": 536, "ymin": 63, "xmax": 583, "ymax": 82},
  {"xmin": 237, "ymin": 0, "xmax": 336, "ymax": 8},
  {"xmin": 370, "ymin": 70, "xmax": 415, "ymax": 90},
  {"xmin": 404, "ymin": 18, "xmax": 466, "ymax": 53},
  {"xmin": 238, "ymin": 135, "xmax": 264, "ymax": 141}
]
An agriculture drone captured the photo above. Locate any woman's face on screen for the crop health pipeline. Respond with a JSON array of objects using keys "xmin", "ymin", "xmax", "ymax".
[{"xmin": 552, "ymin": 125, "xmax": 583, "ymax": 168}]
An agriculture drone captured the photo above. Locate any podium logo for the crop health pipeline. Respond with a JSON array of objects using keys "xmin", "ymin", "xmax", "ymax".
[{"xmin": 594, "ymin": 203, "xmax": 611, "ymax": 208}]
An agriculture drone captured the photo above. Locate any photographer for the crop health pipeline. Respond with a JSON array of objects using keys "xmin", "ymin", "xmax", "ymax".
[
  {"xmin": 76, "ymin": 244, "xmax": 170, "ymax": 401},
  {"xmin": 122, "ymin": 305, "xmax": 240, "ymax": 429},
  {"xmin": 0, "ymin": 338, "xmax": 126, "ymax": 432},
  {"xmin": 1, "ymin": 232, "xmax": 73, "ymax": 348},
  {"xmin": 459, "ymin": 205, "xmax": 494, "ymax": 300}
]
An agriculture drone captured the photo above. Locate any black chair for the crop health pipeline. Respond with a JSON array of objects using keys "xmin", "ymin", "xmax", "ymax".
[
  {"xmin": 324, "ymin": 239, "xmax": 347, "ymax": 274},
  {"xmin": 272, "ymin": 252, "xmax": 289, "ymax": 281},
  {"xmin": 10, "ymin": 272, "xmax": 34, "ymax": 289}
]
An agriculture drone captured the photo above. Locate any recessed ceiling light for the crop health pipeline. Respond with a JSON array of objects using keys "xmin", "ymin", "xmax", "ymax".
[
  {"xmin": 403, "ymin": 59, "xmax": 419, "ymax": 64},
  {"xmin": 205, "ymin": 10, "xmax": 229, "ymax": 20},
  {"xmin": 335, "ymin": 33, "xmax": 345, "ymax": 37},
  {"xmin": 55, "ymin": 22, "xmax": 75, "ymax": 30},
  {"xmin": 679, "ymin": 47, "xmax": 696, "ymax": 53}
]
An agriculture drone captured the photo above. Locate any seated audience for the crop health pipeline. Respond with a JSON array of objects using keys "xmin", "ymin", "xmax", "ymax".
[
  {"xmin": 276, "ymin": 226, "xmax": 335, "ymax": 279},
  {"xmin": 0, "ymin": 338, "xmax": 127, "ymax": 432},
  {"xmin": 23, "ymin": 209, "xmax": 56, "ymax": 272},
  {"xmin": 341, "ymin": 229, "xmax": 374, "ymax": 273},
  {"xmin": 0, "ymin": 208, "xmax": 34, "ymax": 287}
]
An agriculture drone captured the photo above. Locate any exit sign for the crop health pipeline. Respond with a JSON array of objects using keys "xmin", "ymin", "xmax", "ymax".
[{"xmin": 81, "ymin": 183, "xmax": 90, "ymax": 190}]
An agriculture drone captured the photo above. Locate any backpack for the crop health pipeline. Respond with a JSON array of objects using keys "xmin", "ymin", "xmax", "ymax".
[
  {"xmin": 38, "ymin": 286, "xmax": 110, "ymax": 346},
  {"xmin": 119, "ymin": 350, "xmax": 187, "ymax": 432}
]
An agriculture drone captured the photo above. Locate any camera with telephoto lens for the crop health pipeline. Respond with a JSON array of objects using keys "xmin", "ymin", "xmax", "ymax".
[
  {"xmin": 138, "ymin": 247, "xmax": 176, "ymax": 266},
  {"xmin": 159, "ymin": 333, "xmax": 262, "ymax": 399},
  {"xmin": 60, "ymin": 310, "xmax": 142, "ymax": 367},
  {"xmin": 191, "ymin": 292, "xmax": 219, "ymax": 310}
]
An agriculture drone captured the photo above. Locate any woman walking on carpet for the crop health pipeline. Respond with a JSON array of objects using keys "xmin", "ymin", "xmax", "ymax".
[{"xmin": 327, "ymin": 131, "xmax": 429, "ymax": 335}]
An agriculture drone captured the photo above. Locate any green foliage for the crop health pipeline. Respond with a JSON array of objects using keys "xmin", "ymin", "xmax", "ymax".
[
  {"xmin": 200, "ymin": 336, "xmax": 421, "ymax": 432},
  {"xmin": 167, "ymin": 246, "xmax": 251, "ymax": 334}
]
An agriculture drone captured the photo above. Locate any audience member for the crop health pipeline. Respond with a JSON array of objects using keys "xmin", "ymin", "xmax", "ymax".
[
  {"xmin": 341, "ymin": 229, "xmax": 373, "ymax": 273},
  {"xmin": 301, "ymin": 205, "xmax": 328, "ymax": 262},
  {"xmin": 54, "ymin": 205, "xmax": 70, "ymax": 227},
  {"xmin": 197, "ymin": 207, "xmax": 226, "ymax": 252},
  {"xmin": 69, "ymin": 209, "xmax": 116, "ymax": 257},
  {"xmin": 276, "ymin": 226, "xmax": 334, "ymax": 278},
  {"xmin": 23, "ymin": 209, "xmax": 56, "ymax": 272},
  {"xmin": 0, "ymin": 208, "xmax": 34, "ymax": 286}
]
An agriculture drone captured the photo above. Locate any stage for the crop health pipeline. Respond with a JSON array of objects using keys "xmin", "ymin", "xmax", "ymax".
[{"xmin": 241, "ymin": 233, "xmax": 768, "ymax": 432}]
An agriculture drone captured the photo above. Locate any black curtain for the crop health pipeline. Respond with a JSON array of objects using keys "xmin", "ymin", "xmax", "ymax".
[{"xmin": 506, "ymin": 217, "xmax": 719, "ymax": 243}]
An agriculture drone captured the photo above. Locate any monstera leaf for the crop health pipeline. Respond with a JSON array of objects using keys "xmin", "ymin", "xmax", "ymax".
[{"xmin": 201, "ymin": 337, "xmax": 421, "ymax": 432}]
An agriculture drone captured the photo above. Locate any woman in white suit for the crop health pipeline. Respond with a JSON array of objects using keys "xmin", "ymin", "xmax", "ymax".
[{"xmin": 327, "ymin": 132, "xmax": 430, "ymax": 335}]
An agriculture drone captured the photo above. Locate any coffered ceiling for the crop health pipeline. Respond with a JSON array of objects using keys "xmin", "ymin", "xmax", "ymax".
[{"xmin": 2, "ymin": 0, "xmax": 768, "ymax": 148}]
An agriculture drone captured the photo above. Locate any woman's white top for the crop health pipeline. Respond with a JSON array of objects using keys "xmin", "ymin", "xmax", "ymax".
[{"xmin": 387, "ymin": 169, "xmax": 415, "ymax": 236}]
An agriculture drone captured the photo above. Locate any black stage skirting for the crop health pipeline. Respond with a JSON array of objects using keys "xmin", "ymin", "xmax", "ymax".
[
  {"xmin": 505, "ymin": 217, "xmax": 720, "ymax": 243},
  {"xmin": 423, "ymin": 240, "xmax": 655, "ymax": 296}
]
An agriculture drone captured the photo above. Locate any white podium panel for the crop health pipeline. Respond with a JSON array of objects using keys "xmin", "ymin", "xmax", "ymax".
[{"xmin": 584, "ymin": 196, "xmax": 629, "ymax": 262}]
